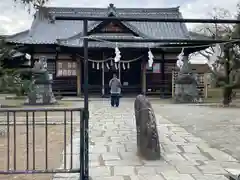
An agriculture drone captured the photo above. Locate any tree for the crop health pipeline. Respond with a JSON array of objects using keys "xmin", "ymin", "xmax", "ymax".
[
  {"xmin": 0, "ymin": 36, "xmax": 32, "ymax": 96},
  {"xmin": 193, "ymin": 6, "xmax": 240, "ymax": 106},
  {"xmin": 13, "ymin": 0, "xmax": 48, "ymax": 9},
  {"xmin": 0, "ymin": 0, "xmax": 48, "ymax": 97}
]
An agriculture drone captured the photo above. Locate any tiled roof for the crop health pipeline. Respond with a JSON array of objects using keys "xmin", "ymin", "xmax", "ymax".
[
  {"xmin": 188, "ymin": 32, "xmax": 212, "ymax": 40},
  {"xmin": 58, "ymin": 33, "xmax": 157, "ymax": 48},
  {"xmin": 7, "ymin": 4, "xmax": 191, "ymax": 47}
]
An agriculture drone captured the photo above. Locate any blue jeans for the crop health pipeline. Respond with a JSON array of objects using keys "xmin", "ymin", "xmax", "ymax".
[{"xmin": 111, "ymin": 93, "xmax": 120, "ymax": 107}]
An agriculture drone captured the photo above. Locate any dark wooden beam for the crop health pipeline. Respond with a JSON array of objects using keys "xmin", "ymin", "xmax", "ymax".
[
  {"xmin": 55, "ymin": 16, "xmax": 239, "ymax": 24},
  {"xmin": 86, "ymin": 38, "xmax": 229, "ymax": 44}
]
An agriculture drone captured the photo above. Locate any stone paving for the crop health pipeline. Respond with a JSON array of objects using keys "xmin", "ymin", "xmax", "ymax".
[{"xmin": 54, "ymin": 99, "xmax": 240, "ymax": 180}]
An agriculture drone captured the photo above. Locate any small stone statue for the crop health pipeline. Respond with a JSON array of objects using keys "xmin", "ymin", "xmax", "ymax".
[{"xmin": 25, "ymin": 56, "xmax": 57, "ymax": 105}]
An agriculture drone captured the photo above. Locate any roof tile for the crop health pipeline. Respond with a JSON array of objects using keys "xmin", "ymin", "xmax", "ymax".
[{"xmin": 7, "ymin": 5, "xmax": 191, "ymax": 47}]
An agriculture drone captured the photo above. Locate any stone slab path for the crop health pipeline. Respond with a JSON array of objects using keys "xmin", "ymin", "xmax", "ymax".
[{"xmin": 54, "ymin": 99, "xmax": 240, "ymax": 180}]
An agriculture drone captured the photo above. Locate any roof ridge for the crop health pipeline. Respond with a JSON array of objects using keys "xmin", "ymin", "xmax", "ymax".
[
  {"xmin": 42, "ymin": 6, "xmax": 180, "ymax": 12},
  {"xmin": 93, "ymin": 6, "xmax": 150, "ymax": 38}
]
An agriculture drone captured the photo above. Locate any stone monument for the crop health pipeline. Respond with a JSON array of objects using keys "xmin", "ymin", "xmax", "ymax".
[
  {"xmin": 25, "ymin": 56, "xmax": 57, "ymax": 105},
  {"xmin": 174, "ymin": 52, "xmax": 199, "ymax": 103},
  {"xmin": 134, "ymin": 94, "xmax": 161, "ymax": 160}
]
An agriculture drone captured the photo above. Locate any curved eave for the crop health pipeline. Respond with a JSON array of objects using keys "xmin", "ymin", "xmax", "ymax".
[
  {"xmin": 58, "ymin": 41, "xmax": 156, "ymax": 48},
  {"xmin": 6, "ymin": 39, "xmax": 57, "ymax": 45}
]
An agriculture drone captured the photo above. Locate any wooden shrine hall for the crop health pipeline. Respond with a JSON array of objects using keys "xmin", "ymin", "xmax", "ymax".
[{"xmin": 6, "ymin": 4, "xmax": 209, "ymax": 97}]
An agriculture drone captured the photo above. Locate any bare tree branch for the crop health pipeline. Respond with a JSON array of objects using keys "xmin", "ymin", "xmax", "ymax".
[{"xmin": 13, "ymin": 0, "xmax": 49, "ymax": 10}]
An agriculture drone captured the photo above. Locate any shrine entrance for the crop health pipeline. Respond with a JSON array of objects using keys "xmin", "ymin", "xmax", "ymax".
[
  {"xmin": 102, "ymin": 59, "xmax": 142, "ymax": 96},
  {"xmin": 120, "ymin": 60, "xmax": 142, "ymax": 95}
]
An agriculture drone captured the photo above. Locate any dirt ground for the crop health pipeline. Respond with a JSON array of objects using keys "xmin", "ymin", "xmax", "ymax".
[{"xmin": 0, "ymin": 112, "xmax": 79, "ymax": 180}]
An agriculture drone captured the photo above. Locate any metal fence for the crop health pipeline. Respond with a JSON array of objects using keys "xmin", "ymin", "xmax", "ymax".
[{"xmin": 0, "ymin": 107, "xmax": 86, "ymax": 179}]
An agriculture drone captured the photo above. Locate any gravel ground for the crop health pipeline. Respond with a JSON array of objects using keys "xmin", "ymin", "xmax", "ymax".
[
  {"xmin": 151, "ymin": 102, "xmax": 240, "ymax": 161},
  {"xmin": 0, "ymin": 112, "xmax": 79, "ymax": 180}
]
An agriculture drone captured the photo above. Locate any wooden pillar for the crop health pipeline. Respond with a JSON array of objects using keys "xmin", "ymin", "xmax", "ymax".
[
  {"xmin": 77, "ymin": 56, "xmax": 82, "ymax": 96},
  {"xmin": 142, "ymin": 60, "xmax": 146, "ymax": 95},
  {"xmin": 204, "ymin": 73, "xmax": 208, "ymax": 98},
  {"xmin": 118, "ymin": 62, "xmax": 121, "ymax": 81},
  {"xmin": 172, "ymin": 70, "xmax": 175, "ymax": 98},
  {"xmin": 30, "ymin": 47, "xmax": 34, "ymax": 67},
  {"xmin": 102, "ymin": 52, "xmax": 105, "ymax": 96},
  {"xmin": 161, "ymin": 52, "xmax": 165, "ymax": 97}
]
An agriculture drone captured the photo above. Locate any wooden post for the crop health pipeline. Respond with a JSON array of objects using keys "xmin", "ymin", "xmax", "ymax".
[
  {"xmin": 102, "ymin": 52, "xmax": 105, "ymax": 96},
  {"xmin": 172, "ymin": 70, "xmax": 174, "ymax": 98},
  {"xmin": 142, "ymin": 61, "xmax": 146, "ymax": 95},
  {"xmin": 77, "ymin": 57, "xmax": 82, "ymax": 96},
  {"xmin": 204, "ymin": 73, "xmax": 208, "ymax": 98},
  {"xmin": 118, "ymin": 62, "xmax": 121, "ymax": 81},
  {"xmin": 161, "ymin": 53, "xmax": 165, "ymax": 97},
  {"xmin": 30, "ymin": 47, "xmax": 35, "ymax": 67}
]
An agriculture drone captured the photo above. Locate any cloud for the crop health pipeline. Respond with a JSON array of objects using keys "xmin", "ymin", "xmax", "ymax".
[
  {"xmin": 0, "ymin": 0, "xmax": 33, "ymax": 35},
  {"xmin": 180, "ymin": 0, "xmax": 239, "ymax": 30},
  {"xmin": 0, "ymin": 0, "xmax": 238, "ymax": 35}
]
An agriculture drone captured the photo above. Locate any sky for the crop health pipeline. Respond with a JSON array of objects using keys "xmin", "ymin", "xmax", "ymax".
[
  {"xmin": 0, "ymin": 0, "xmax": 239, "ymax": 35},
  {"xmin": 0, "ymin": 0, "xmax": 239, "ymax": 62}
]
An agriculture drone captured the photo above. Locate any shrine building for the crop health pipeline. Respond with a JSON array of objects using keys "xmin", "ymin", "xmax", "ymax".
[{"xmin": 6, "ymin": 4, "xmax": 209, "ymax": 97}]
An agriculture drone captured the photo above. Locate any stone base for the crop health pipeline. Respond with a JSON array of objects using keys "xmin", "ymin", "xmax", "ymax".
[
  {"xmin": 25, "ymin": 84, "xmax": 57, "ymax": 105},
  {"xmin": 174, "ymin": 83, "xmax": 199, "ymax": 103},
  {"xmin": 24, "ymin": 101, "xmax": 58, "ymax": 106}
]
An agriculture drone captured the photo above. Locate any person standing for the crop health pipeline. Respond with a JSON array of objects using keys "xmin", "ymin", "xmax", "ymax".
[{"xmin": 109, "ymin": 73, "xmax": 122, "ymax": 107}]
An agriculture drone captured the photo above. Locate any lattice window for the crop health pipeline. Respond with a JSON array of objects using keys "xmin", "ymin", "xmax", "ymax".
[{"xmin": 56, "ymin": 60, "xmax": 77, "ymax": 77}]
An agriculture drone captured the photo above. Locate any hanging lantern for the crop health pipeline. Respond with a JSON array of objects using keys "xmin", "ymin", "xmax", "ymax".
[
  {"xmin": 106, "ymin": 63, "xmax": 110, "ymax": 69},
  {"xmin": 92, "ymin": 62, "xmax": 95, "ymax": 69},
  {"xmin": 148, "ymin": 49, "xmax": 154, "ymax": 68},
  {"xmin": 97, "ymin": 62, "xmax": 100, "ymax": 70},
  {"xmin": 122, "ymin": 62, "xmax": 126, "ymax": 70},
  {"xmin": 127, "ymin": 62, "xmax": 130, "ymax": 69}
]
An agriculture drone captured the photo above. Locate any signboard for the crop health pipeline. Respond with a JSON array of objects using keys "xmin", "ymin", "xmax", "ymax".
[
  {"xmin": 153, "ymin": 63, "xmax": 160, "ymax": 73},
  {"xmin": 145, "ymin": 63, "xmax": 161, "ymax": 73}
]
